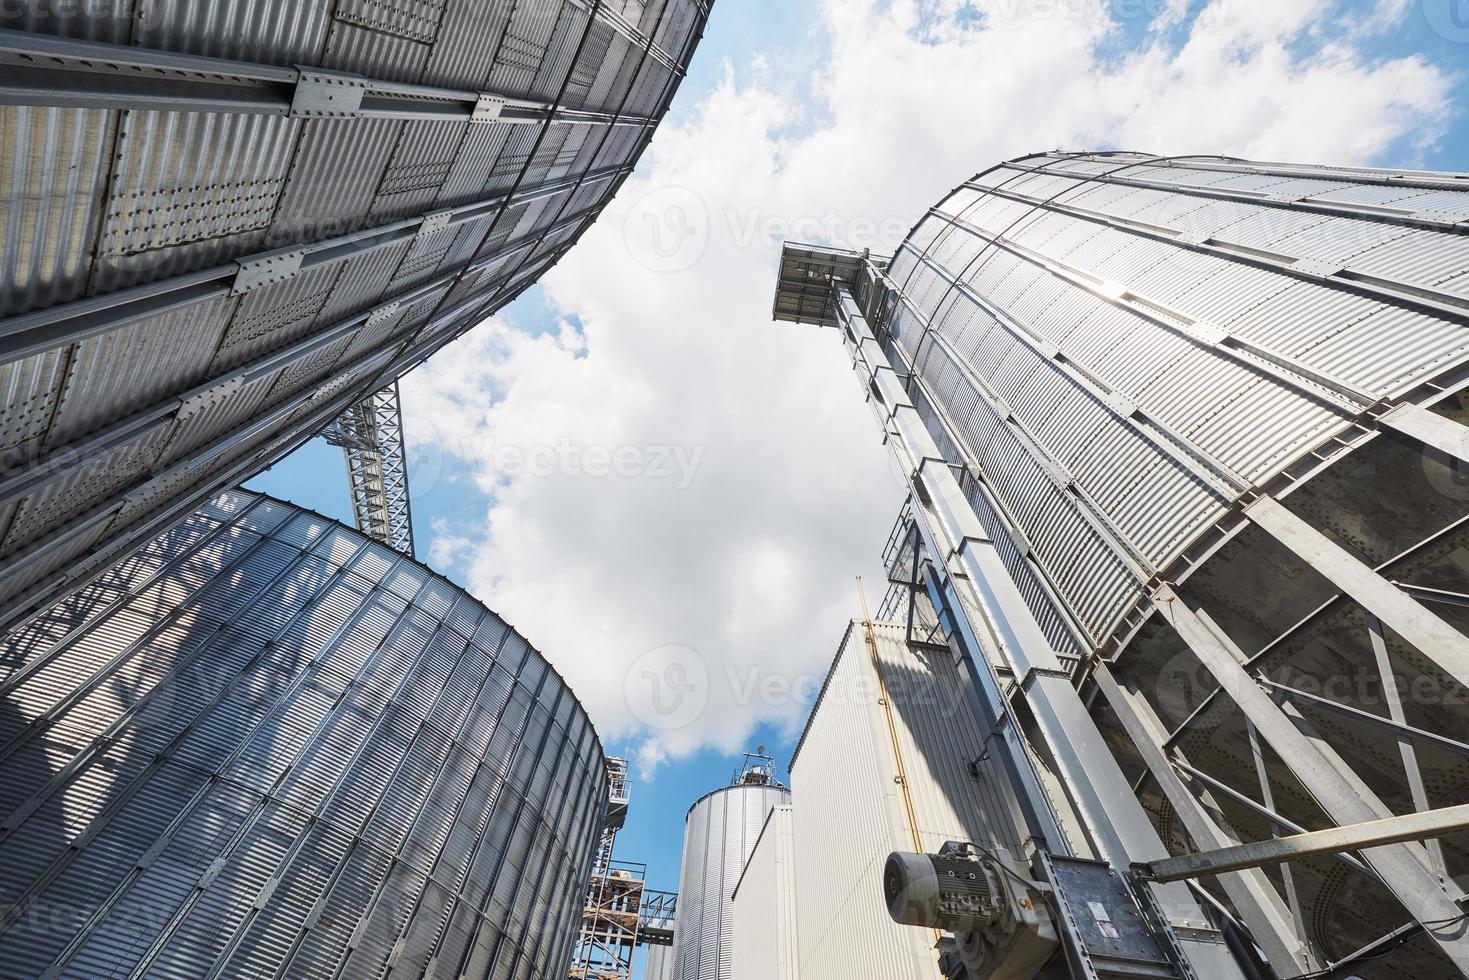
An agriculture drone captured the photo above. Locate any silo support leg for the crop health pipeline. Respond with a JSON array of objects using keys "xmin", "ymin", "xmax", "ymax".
[
  {"xmin": 1245, "ymin": 495, "xmax": 1469, "ymax": 692},
  {"xmin": 1092, "ymin": 665, "xmax": 1309, "ymax": 971},
  {"xmin": 1156, "ymin": 585, "xmax": 1469, "ymax": 970}
]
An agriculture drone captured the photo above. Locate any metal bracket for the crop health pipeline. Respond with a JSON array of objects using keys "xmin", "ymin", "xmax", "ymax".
[
  {"xmin": 233, "ymin": 248, "xmax": 305, "ymax": 294},
  {"xmin": 472, "ymin": 93, "xmax": 507, "ymax": 122},
  {"xmin": 417, "ymin": 209, "xmax": 454, "ymax": 239},
  {"xmin": 366, "ymin": 301, "xmax": 404, "ymax": 328},
  {"xmin": 178, "ymin": 378, "xmax": 246, "ymax": 421},
  {"xmin": 1289, "ymin": 257, "xmax": 1343, "ymax": 280},
  {"xmin": 1103, "ymin": 390, "xmax": 1138, "ymax": 419},
  {"xmin": 1041, "ymin": 459, "xmax": 1072, "ymax": 489},
  {"xmin": 1410, "ymin": 210, "xmax": 1468, "ymax": 227},
  {"xmin": 1187, "ymin": 320, "xmax": 1231, "ymax": 346},
  {"xmin": 291, "ymin": 68, "xmax": 368, "ymax": 119},
  {"xmin": 1007, "ymin": 523, "xmax": 1034, "ymax": 557}
]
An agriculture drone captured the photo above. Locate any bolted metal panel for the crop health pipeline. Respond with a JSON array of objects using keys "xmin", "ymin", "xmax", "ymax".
[
  {"xmin": 670, "ymin": 781, "xmax": 791, "ymax": 980},
  {"xmin": 0, "ymin": 0, "xmax": 712, "ymax": 630},
  {"xmin": 90, "ymin": 110, "xmax": 301, "ymax": 294},
  {"xmin": 0, "ymin": 489, "xmax": 607, "ymax": 980}
]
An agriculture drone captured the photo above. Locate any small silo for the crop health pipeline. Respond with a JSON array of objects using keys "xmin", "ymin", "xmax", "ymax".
[{"xmin": 670, "ymin": 755, "xmax": 791, "ymax": 980}]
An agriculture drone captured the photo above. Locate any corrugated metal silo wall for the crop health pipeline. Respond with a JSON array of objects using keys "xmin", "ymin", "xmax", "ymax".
[
  {"xmin": 787, "ymin": 621, "xmax": 1031, "ymax": 980},
  {"xmin": 641, "ymin": 929, "xmax": 677, "ymax": 980},
  {"xmin": 670, "ymin": 782, "xmax": 790, "ymax": 980},
  {"xmin": 881, "ymin": 152, "xmax": 1469, "ymax": 650},
  {"xmin": 0, "ymin": 489, "xmax": 607, "ymax": 980},
  {"xmin": 0, "ymin": 0, "xmax": 711, "ymax": 632},
  {"xmin": 730, "ymin": 804, "xmax": 798, "ymax": 980}
]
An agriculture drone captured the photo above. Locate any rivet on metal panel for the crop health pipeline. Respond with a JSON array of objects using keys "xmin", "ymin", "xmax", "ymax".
[
  {"xmin": 1264, "ymin": 193, "xmax": 1299, "ymax": 204},
  {"xmin": 1288, "ymin": 257, "xmax": 1343, "ymax": 280},
  {"xmin": 418, "ymin": 209, "xmax": 455, "ymax": 238},
  {"xmin": 367, "ymin": 301, "xmax": 404, "ymax": 327},
  {"xmin": 1037, "ymin": 339, "xmax": 1061, "ymax": 360},
  {"xmin": 291, "ymin": 68, "xmax": 369, "ymax": 119},
  {"xmin": 1188, "ymin": 321, "xmax": 1231, "ymax": 346},
  {"xmin": 179, "ymin": 379, "xmax": 246, "ymax": 421},
  {"xmin": 234, "ymin": 248, "xmax": 307, "ymax": 294},
  {"xmin": 1103, "ymin": 390, "xmax": 1138, "ymax": 419},
  {"xmin": 1175, "ymin": 231, "xmax": 1210, "ymax": 247},
  {"xmin": 473, "ymin": 94, "xmax": 508, "ymax": 122}
]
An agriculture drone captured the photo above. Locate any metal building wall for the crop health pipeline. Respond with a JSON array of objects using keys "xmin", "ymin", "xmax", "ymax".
[
  {"xmin": 0, "ymin": 488, "xmax": 607, "ymax": 980},
  {"xmin": 642, "ymin": 939, "xmax": 676, "ymax": 980},
  {"xmin": 787, "ymin": 620, "xmax": 1026, "ymax": 980},
  {"xmin": 729, "ymin": 804, "xmax": 797, "ymax": 980},
  {"xmin": 669, "ymin": 781, "xmax": 790, "ymax": 980},
  {"xmin": 0, "ymin": 0, "xmax": 712, "ymax": 632},
  {"xmin": 774, "ymin": 153, "xmax": 1469, "ymax": 975}
]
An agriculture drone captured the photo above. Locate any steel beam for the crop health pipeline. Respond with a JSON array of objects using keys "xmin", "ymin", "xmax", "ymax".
[
  {"xmin": 1380, "ymin": 402, "xmax": 1469, "ymax": 463},
  {"xmin": 1146, "ymin": 803, "xmax": 1469, "ymax": 883},
  {"xmin": 1256, "ymin": 678, "xmax": 1469, "ymax": 759},
  {"xmin": 1092, "ymin": 664, "xmax": 1308, "ymax": 969},
  {"xmin": 1368, "ymin": 613, "xmax": 1447, "ymax": 874},
  {"xmin": 0, "ymin": 28, "xmax": 662, "ymax": 127},
  {"xmin": 1156, "ymin": 585, "xmax": 1469, "ymax": 966},
  {"xmin": 1246, "ymin": 495, "xmax": 1469, "ymax": 693}
]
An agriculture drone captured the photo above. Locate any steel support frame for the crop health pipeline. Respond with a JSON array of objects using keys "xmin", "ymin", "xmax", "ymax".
[
  {"xmin": 1147, "ymin": 802, "xmax": 1469, "ymax": 884},
  {"xmin": 832, "ymin": 285, "xmax": 1245, "ymax": 978},
  {"xmin": 1154, "ymin": 585, "xmax": 1469, "ymax": 967},
  {"xmin": 1245, "ymin": 495, "xmax": 1469, "ymax": 693},
  {"xmin": 322, "ymin": 382, "xmax": 415, "ymax": 557},
  {"xmin": 1091, "ymin": 663, "xmax": 1308, "ymax": 970}
]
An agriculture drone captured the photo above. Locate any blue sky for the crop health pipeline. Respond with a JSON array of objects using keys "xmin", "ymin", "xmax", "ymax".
[{"xmin": 249, "ymin": 2, "xmax": 1467, "ymax": 973}]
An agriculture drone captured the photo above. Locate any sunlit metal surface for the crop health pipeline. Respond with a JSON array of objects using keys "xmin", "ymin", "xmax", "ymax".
[
  {"xmin": 775, "ymin": 151, "xmax": 1469, "ymax": 976},
  {"xmin": 0, "ymin": 0, "xmax": 712, "ymax": 631},
  {"xmin": 0, "ymin": 489, "xmax": 609, "ymax": 979}
]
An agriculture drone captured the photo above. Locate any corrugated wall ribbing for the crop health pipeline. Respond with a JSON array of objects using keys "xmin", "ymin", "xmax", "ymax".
[
  {"xmin": 642, "ymin": 942, "xmax": 676, "ymax": 980},
  {"xmin": 0, "ymin": 0, "xmax": 712, "ymax": 631},
  {"xmin": 670, "ymin": 782, "xmax": 790, "ymax": 980},
  {"xmin": 788, "ymin": 621, "xmax": 1028, "ymax": 980},
  {"xmin": 730, "ymin": 805, "xmax": 798, "ymax": 980},
  {"xmin": 0, "ymin": 489, "xmax": 606, "ymax": 980},
  {"xmin": 887, "ymin": 152, "xmax": 1469, "ymax": 645}
]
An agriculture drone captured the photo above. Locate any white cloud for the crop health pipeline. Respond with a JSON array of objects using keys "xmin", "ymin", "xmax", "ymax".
[
  {"xmin": 427, "ymin": 518, "xmax": 474, "ymax": 573},
  {"xmin": 401, "ymin": 0, "xmax": 1454, "ymax": 771}
]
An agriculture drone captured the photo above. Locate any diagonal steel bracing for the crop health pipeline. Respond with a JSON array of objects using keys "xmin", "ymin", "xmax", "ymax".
[{"xmin": 322, "ymin": 382, "xmax": 415, "ymax": 557}]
